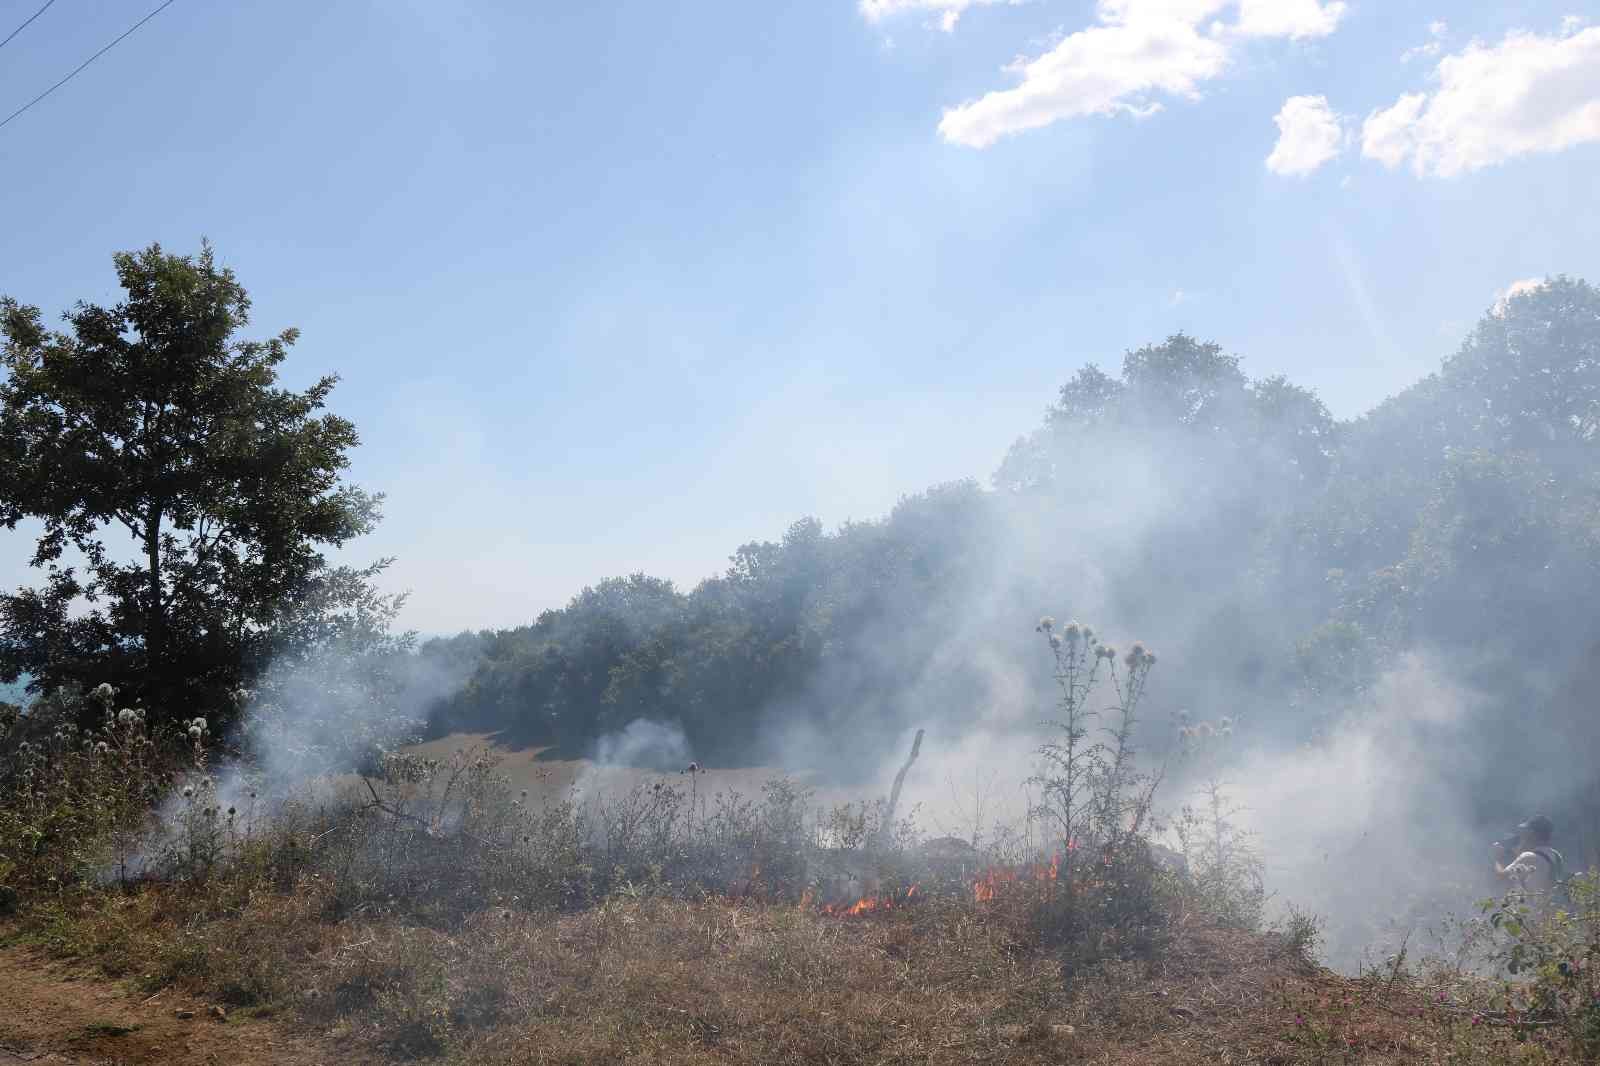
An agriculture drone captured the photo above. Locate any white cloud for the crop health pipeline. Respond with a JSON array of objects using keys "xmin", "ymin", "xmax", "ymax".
[
  {"xmin": 933, "ymin": 0, "xmax": 1347, "ymax": 148},
  {"xmin": 1233, "ymin": 0, "xmax": 1347, "ymax": 40},
  {"xmin": 1362, "ymin": 26, "xmax": 1600, "ymax": 177},
  {"xmin": 1493, "ymin": 276, "xmax": 1548, "ymax": 315},
  {"xmin": 1266, "ymin": 94, "xmax": 1345, "ymax": 175},
  {"xmin": 858, "ymin": 0, "xmax": 1018, "ymax": 32}
]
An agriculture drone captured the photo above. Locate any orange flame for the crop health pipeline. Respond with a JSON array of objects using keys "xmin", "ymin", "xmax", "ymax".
[
  {"xmin": 818, "ymin": 883, "xmax": 919, "ymax": 917},
  {"xmin": 973, "ymin": 852, "xmax": 1062, "ymax": 902}
]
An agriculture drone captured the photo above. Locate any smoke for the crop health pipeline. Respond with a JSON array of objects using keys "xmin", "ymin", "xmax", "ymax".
[
  {"xmin": 240, "ymin": 643, "xmax": 470, "ymax": 784},
  {"xmin": 114, "ymin": 640, "xmax": 477, "ymax": 882},
  {"xmin": 565, "ymin": 718, "xmax": 696, "ymax": 816},
  {"xmin": 733, "ymin": 391, "xmax": 1594, "ymax": 973},
  {"xmin": 591, "ymin": 718, "xmax": 692, "ymax": 775},
  {"xmin": 372, "ymin": 320, "xmax": 1600, "ymax": 973},
  {"xmin": 1219, "ymin": 654, "xmax": 1491, "ymax": 971}
]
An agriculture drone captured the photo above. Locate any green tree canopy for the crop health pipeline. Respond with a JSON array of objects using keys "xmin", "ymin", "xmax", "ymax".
[{"xmin": 0, "ymin": 242, "xmax": 388, "ymax": 728}]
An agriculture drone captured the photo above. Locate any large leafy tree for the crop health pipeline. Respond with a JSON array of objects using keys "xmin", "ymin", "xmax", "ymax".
[{"xmin": 0, "ymin": 242, "xmax": 386, "ymax": 727}]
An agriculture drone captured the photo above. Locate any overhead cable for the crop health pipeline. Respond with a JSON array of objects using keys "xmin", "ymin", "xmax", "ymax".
[
  {"xmin": 0, "ymin": 0, "xmax": 179, "ymax": 133},
  {"xmin": 0, "ymin": 0, "xmax": 61, "ymax": 53}
]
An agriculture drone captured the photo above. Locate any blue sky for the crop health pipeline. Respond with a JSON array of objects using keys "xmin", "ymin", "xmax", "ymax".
[{"xmin": 1, "ymin": 0, "xmax": 1597, "ymax": 634}]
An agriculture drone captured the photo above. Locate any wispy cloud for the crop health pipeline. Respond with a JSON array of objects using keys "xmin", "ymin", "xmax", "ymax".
[
  {"xmin": 1363, "ymin": 25, "xmax": 1600, "ymax": 178},
  {"xmin": 1266, "ymin": 94, "xmax": 1345, "ymax": 176},
  {"xmin": 1400, "ymin": 19, "xmax": 1448, "ymax": 63},
  {"xmin": 925, "ymin": 0, "xmax": 1347, "ymax": 149},
  {"xmin": 857, "ymin": 0, "xmax": 1021, "ymax": 33}
]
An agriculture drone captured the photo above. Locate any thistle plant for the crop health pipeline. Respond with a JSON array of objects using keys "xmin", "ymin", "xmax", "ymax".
[{"xmin": 1030, "ymin": 619, "xmax": 1160, "ymax": 870}]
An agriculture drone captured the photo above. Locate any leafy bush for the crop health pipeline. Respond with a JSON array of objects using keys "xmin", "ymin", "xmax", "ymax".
[{"xmin": 1477, "ymin": 871, "xmax": 1600, "ymax": 1056}]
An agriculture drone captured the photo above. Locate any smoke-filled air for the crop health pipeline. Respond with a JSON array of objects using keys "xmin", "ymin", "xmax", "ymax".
[
  {"xmin": 4, "ymin": 3, "xmax": 1600, "ymax": 1061},
  {"xmin": 412, "ymin": 293, "xmax": 1600, "ymax": 972}
]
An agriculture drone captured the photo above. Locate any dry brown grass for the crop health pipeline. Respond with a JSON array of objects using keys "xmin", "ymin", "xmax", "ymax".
[
  {"xmin": 15, "ymin": 879, "xmax": 1583, "ymax": 1065},
  {"xmin": 4, "ymin": 726, "xmax": 1586, "ymax": 1064}
]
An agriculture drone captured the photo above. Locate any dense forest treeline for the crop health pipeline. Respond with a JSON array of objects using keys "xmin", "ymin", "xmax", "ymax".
[{"xmin": 423, "ymin": 279, "xmax": 1600, "ymax": 820}]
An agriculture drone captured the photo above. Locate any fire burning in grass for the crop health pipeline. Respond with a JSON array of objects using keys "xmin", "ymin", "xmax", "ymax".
[
  {"xmin": 973, "ymin": 851, "xmax": 1061, "ymax": 903},
  {"xmin": 818, "ymin": 883, "xmax": 919, "ymax": 916},
  {"xmin": 799, "ymin": 846, "xmax": 1075, "ymax": 917}
]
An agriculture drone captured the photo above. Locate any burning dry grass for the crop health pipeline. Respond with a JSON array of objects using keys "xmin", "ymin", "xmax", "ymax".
[{"xmin": 4, "ymin": 726, "xmax": 1588, "ymax": 1063}]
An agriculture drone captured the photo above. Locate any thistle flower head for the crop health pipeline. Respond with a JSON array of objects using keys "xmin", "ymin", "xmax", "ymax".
[
  {"xmin": 1048, "ymin": 633, "xmax": 1062, "ymax": 649},
  {"xmin": 1062, "ymin": 622, "xmax": 1081, "ymax": 641},
  {"xmin": 1036, "ymin": 616, "xmax": 1055, "ymax": 633}
]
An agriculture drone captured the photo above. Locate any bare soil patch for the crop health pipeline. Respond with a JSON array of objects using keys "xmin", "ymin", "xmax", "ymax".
[{"xmin": 0, "ymin": 944, "xmax": 343, "ymax": 1066}]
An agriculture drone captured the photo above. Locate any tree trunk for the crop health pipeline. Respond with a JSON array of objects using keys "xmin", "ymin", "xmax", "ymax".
[
  {"xmin": 877, "ymin": 728, "xmax": 923, "ymax": 849},
  {"xmin": 145, "ymin": 501, "xmax": 164, "ymax": 693}
]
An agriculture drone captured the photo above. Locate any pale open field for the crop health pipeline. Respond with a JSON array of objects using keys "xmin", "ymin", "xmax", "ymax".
[{"xmin": 404, "ymin": 732, "xmax": 867, "ymax": 815}]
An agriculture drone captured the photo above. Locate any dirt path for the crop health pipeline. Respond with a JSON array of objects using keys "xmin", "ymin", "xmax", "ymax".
[{"xmin": 0, "ymin": 946, "xmax": 350, "ymax": 1065}]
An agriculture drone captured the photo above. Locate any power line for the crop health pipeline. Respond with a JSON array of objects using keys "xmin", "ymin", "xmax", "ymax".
[
  {"xmin": 0, "ymin": 0, "xmax": 178, "ymax": 133},
  {"xmin": 0, "ymin": 0, "xmax": 61, "ymax": 53}
]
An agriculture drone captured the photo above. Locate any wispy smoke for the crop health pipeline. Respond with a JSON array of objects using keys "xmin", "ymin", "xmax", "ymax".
[
  {"xmin": 591, "ymin": 718, "xmax": 692, "ymax": 775},
  {"xmin": 118, "ymin": 642, "xmax": 476, "ymax": 881}
]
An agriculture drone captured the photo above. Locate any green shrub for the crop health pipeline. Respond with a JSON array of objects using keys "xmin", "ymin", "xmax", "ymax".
[{"xmin": 1478, "ymin": 870, "xmax": 1600, "ymax": 1057}]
